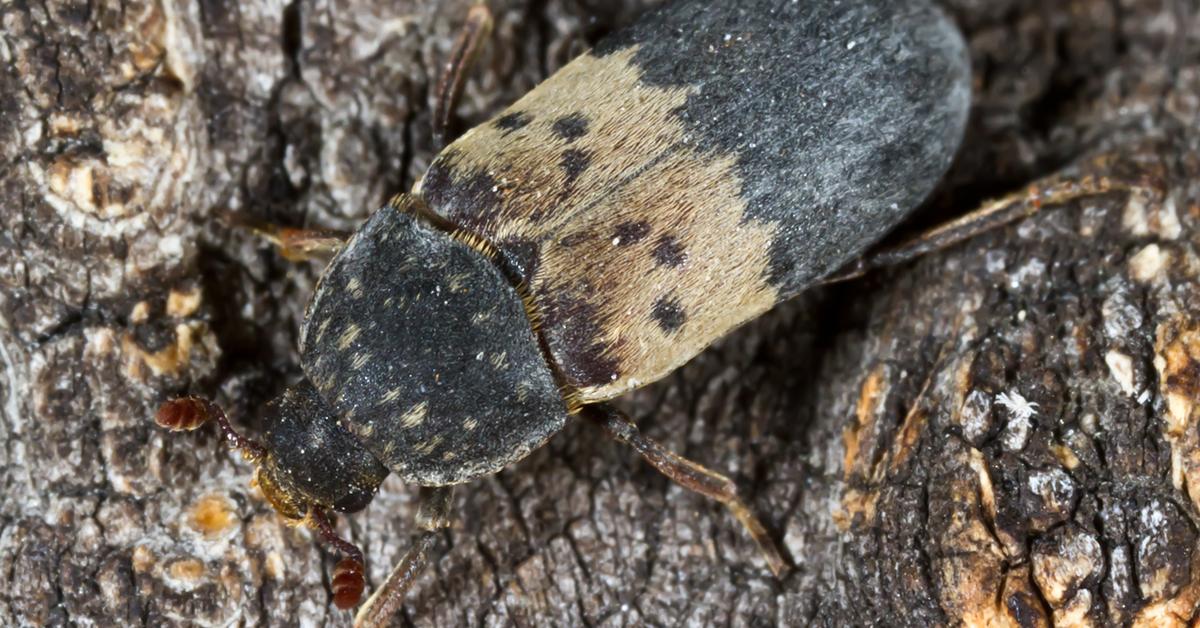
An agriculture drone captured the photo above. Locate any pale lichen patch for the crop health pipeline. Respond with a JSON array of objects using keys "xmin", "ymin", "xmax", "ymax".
[
  {"xmin": 121, "ymin": 321, "xmax": 219, "ymax": 380},
  {"xmin": 1153, "ymin": 317, "xmax": 1200, "ymax": 511},
  {"xmin": 1105, "ymin": 350, "xmax": 1136, "ymax": 395},
  {"xmin": 131, "ymin": 545, "xmax": 156, "ymax": 573},
  {"xmin": 1122, "ymin": 190, "xmax": 1152, "ymax": 236},
  {"xmin": 1129, "ymin": 243, "xmax": 1171, "ymax": 284},
  {"xmin": 263, "ymin": 551, "xmax": 285, "ymax": 580},
  {"xmin": 162, "ymin": 558, "xmax": 206, "ymax": 592},
  {"xmin": 1031, "ymin": 526, "xmax": 1102, "ymax": 605},
  {"xmin": 130, "ymin": 301, "xmax": 151, "ymax": 324},
  {"xmin": 189, "ymin": 494, "xmax": 238, "ymax": 540},
  {"xmin": 167, "ymin": 285, "xmax": 203, "ymax": 317}
]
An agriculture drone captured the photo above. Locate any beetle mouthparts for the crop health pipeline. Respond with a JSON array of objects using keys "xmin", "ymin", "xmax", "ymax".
[{"xmin": 155, "ymin": 397, "xmax": 211, "ymax": 431}]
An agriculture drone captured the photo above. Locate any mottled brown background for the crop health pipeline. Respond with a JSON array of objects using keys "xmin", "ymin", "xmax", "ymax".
[{"xmin": 1, "ymin": 0, "xmax": 1198, "ymax": 626}]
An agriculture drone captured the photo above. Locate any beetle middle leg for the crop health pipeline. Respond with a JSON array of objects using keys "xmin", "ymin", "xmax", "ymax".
[
  {"xmin": 354, "ymin": 486, "xmax": 454, "ymax": 628},
  {"xmin": 580, "ymin": 403, "xmax": 790, "ymax": 577}
]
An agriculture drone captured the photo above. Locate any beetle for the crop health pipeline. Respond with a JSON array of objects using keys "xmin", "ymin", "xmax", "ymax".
[{"xmin": 156, "ymin": 0, "xmax": 972, "ymax": 624}]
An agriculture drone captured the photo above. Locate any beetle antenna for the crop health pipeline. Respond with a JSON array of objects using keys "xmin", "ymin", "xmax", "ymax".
[
  {"xmin": 310, "ymin": 506, "xmax": 367, "ymax": 609},
  {"xmin": 156, "ymin": 397, "xmax": 268, "ymax": 462}
]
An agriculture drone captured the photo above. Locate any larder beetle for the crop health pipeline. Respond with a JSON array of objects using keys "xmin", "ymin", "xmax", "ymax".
[{"xmin": 157, "ymin": 0, "xmax": 972, "ymax": 624}]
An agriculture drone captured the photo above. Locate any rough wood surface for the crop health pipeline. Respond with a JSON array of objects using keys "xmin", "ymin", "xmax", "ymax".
[{"xmin": 1, "ymin": 0, "xmax": 1198, "ymax": 626}]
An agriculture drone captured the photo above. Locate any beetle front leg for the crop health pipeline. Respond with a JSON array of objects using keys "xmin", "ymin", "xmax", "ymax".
[
  {"xmin": 353, "ymin": 486, "xmax": 454, "ymax": 628},
  {"xmin": 580, "ymin": 403, "xmax": 790, "ymax": 577}
]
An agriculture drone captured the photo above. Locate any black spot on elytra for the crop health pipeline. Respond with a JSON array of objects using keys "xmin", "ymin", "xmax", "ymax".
[
  {"xmin": 493, "ymin": 111, "xmax": 532, "ymax": 133},
  {"xmin": 652, "ymin": 235, "xmax": 686, "ymax": 267},
  {"xmin": 612, "ymin": 221, "xmax": 650, "ymax": 246},
  {"xmin": 551, "ymin": 113, "xmax": 589, "ymax": 142},
  {"xmin": 540, "ymin": 284, "xmax": 622, "ymax": 386},
  {"xmin": 420, "ymin": 160, "xmax": 503, "ymax": 230},
  {"xmin": 651, "ymin": 296, "xmax": 686, "ymax": 333},
  {"xmin": 560, "ymin": 149, "xmax": 591, "ymax": 184}
]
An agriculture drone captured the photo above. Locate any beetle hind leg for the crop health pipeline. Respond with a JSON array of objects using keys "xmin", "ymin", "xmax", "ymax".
[
  {"xmin": 581, "ymin": 404, "xmax": 790, "ymax": 577},
  {"xmin": 353, "ymin": 487, "xmax": 453, "ymax": 628},
  {"xmin": 823, "ymin": 173, "xmax": 1135, "ymax": 283}
]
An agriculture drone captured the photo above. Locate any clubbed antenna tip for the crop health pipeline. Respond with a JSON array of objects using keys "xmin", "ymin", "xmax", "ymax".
[
  {"xmin": 156, "ymin": 397, "xmax": 211, "ymax": 431},
  {"xmin": 155, "ymin": 396, "xmax": 268, "ymax": 462},
  {"xmin": 311, "ymin": 506, "xmax": 367, "ymax": 609},
  {"xmin": 332, "ymin": 558, "xmax": 366, "ymax": 609}
]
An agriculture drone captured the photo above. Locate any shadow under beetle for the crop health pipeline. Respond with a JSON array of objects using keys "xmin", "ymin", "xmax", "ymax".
[{"xmin": 158, "ymin": 0, "xmax": 973, "ymax": 624}]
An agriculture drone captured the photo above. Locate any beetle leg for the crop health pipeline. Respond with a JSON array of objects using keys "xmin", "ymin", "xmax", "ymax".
[
  {"xmin": 823, "ymin": 173, "xmax": 1137, "ymax": 283},
  {"xmin": 252, "ymin": 224, "xmax": 348, "ymax": 262},
  {"xmin": 581, "ymin": 403, "xmax": 790, "ymax": 577},
  {"xmin": 353, "ymin": 487, "xmax": 453, "ymax": 628},
  {"xmin": 432, "ymin": 3, "xmax": 493, "ymax": 150}
]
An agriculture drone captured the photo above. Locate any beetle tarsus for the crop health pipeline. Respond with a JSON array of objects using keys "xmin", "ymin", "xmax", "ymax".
[
  {"xmin": 581, "ymin": 403, "xmax": 791, "ymax": 577},
  {"xmin": 353, "ymin": 487, "xmax": 453, "ymax": 627},
  {"xmin": 433, "ymin": 3, "xmax": 493, "ymax": 150}
]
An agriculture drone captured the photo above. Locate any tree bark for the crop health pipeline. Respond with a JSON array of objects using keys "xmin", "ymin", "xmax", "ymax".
[{"xmin": 1, "ymin": 0, "xmax": 1198, "ymax": 626}]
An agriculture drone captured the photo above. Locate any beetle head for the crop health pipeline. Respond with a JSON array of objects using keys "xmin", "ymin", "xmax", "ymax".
[{"xmin": 156, "ymin": 379, "xmax": 387, "ymax": 609}]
